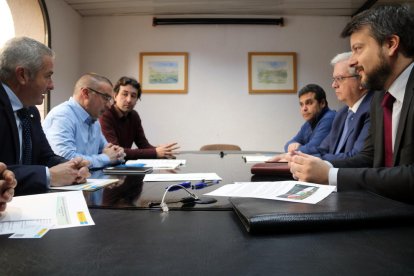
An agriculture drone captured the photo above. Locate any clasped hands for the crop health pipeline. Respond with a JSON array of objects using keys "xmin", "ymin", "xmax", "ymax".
[
  {"xmin": 0, "ymin": 162, "xmax": 17, "ymax": 213},
  {"xmin": 50, "ymin": 157, "xmax": 90, "ymax": 187},
  {"xmin": 103, "ymin": 143, "xmax": 126, "ymax": 163},
  {"xmin": 269, "ymin": 151, "xmax": 330, "ymax": 184}
]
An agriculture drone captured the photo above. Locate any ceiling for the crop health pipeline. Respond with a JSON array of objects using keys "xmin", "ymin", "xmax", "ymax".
[{"xmin": 63, "ymin": 0, "xmax": 414, "ymax": 17}]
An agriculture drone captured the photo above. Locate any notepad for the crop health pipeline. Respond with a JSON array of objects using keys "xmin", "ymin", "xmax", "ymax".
[
  {"xmin": 50, "ymin": 178, "xmax": 119, "ymax": 191},
  {"xmin": 103, "ymin": 165, "xmax": 153, "ymax": 175}
]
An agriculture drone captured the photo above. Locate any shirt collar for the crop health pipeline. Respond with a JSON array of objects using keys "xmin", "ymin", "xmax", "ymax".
[
  {"xmin": 388, "ymin": 62, "xmax": 414, "ymax": 103},
  {"xmin": 1, "ymin": 82, "xmax": 24, "ymax": 112},
  {"xmin": 349, "ymin": 93, "xmax": 367, "ymax": 113},
  {"xmin": 68, "ymin": 97, "xmax": 95, "ymax": 125}
]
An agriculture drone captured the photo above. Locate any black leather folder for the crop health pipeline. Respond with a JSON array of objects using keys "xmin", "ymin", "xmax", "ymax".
[{"xmin": 230, "ymin": 191, "xmax": 414, "ymax": 234}]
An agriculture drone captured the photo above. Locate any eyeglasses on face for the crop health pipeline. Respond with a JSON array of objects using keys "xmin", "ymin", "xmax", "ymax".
[
  {"xmin": 332, "ymin": 75, "xmax": 359, "ymax": 84},
  {"xmin": 86, "ymin": 87, "xmax": 113, "ymax": 103}
]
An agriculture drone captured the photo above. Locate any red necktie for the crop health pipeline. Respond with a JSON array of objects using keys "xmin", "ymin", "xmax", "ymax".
[{"xmin": 381, "ymin": 92, "xmax": 395, "ymax": 167}]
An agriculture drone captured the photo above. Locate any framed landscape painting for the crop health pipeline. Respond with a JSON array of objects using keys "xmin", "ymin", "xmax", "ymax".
[
  {"xmin": 248, "ymin": 52, "xmax": 297, "ymax": 93},
  {"xmin": 139, "ymin": 52, "xmax": 188, "ymax": 93}
]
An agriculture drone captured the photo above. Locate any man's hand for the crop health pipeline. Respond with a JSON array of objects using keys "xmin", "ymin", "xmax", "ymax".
[
  {"xmin": 288, "ymin": 152, "xmax": 330, "ymax": 184},
  {"xmin": 0, "ymin": 162, "xmax": 17, "ymax": 212},
  {"xmin": 49, "ymin": 158, "xmax": 91, "ymax": 186},
  {"xmin": 156, "ymin": 142, "xmax": 180, "ymax": 159},
  {"xmin": 103, "ymin": 143, "xmax": 126, "ymax": 163},
  {"xmin": 267, "ymin": 153, "xmax": 288, "ymax": 162},
  {"xmin": 287, "ymin": 142, "xmax": 301, "ymax": 153}
]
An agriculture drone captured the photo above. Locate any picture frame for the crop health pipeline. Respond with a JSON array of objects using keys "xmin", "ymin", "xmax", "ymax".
[
  {"xmin": 248, "ymin": 52, "xmax": 297, "ymax": 93},
  {"xmin": 139, "ymin": 52, "xmax": 188, "ymax": 93}
]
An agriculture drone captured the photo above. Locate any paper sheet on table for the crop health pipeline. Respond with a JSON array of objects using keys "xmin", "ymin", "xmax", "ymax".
[
  {"xmin": 144, "ymin": 173, "xmax": 222, "ymax": 182},
  {"xmin": 242, "ymin": 155, "xmax": 273, "ymax": 163},
  {"xmin": 126, "ymin": 159, "xmax": 186, "ymax": 169},
  {"xmin": 204, "ymin": 181, "xmax": 335, "ymax": 204},
  {"xmin": 49, "ymin": 178, "xmax": 118, "ymax": 191},
  {"xmin": 1, "ymin": 191, "xmax": 94, "ymax": 229},
  {"xmin": 0, "ymin": 219, "xmax": 54, "ymax": 235}
]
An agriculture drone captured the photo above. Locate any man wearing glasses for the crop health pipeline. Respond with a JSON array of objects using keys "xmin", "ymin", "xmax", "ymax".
[
  {"xmin": 43, "ymin": 73, "xmax": 125, "ymax": 168},
  {"xmin": 314, "ymin": 52, "xmax": 373, "ymax": 161},
  {"xmin": 270, "ymin": 52, "xmax": 373, "ymax": 162}
]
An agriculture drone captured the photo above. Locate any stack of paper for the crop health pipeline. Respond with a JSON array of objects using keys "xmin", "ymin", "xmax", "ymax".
[
  {"xmin": 50, "ymin": 178, "xmax": 118, "ymax": 191},
  {"xmin": 242, "ymin": 155, "xmax": 273, "ymax": 163},
  {"xmin": 204, "ymin": 181, "xmax": 335, "ymax": 204},
  {"xmin": 144, "ymin": 173, "xmax": 222, "ymax": 182},
  {"xmin": 0, "ymin": 191, "xmax": 94, "ymax": 238},
  {"xmin": 126, "ymin": 159, "xmax": 186, "ymax": 169}
]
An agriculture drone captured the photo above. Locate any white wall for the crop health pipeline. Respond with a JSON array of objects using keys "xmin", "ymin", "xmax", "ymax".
[
  {"xmin": 45, "ymin": 0, "xmax": 82, "ymax": 107},
  {"xmin": 46, "ymin": 1, "xmax": 351, "ymax": 151}
]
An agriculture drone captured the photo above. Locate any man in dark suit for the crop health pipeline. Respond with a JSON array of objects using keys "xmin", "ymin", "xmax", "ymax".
[
  {"xmin": 316, "ymin": 52, "xmax": 373, "ymax": 161},
  {"xmin": 0, "ymin": 36, "xmax": 90, "ymax": 195},
  {"xmin": 270, "ymin": 52, "xmax": 373, "ymax": 162},
  {"xmin": 288, "ymin": 4, "xmax": 414, "ymax": 203}
]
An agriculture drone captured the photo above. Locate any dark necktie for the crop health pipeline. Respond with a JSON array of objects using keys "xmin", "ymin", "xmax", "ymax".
[
  {"xmin": 335, "ymin": 110, "xmax": 353, "ymax": 154},
  {"xmin": 16, "ymin": 108, "xmax": 32, "ymax": 165},
  {"xmin": 381, "ymin": 92, "xmax": 395, "ymax": 167}
]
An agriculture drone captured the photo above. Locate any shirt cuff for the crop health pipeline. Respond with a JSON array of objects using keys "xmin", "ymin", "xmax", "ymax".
[
  {"xmin": 328, "ymin": 168, "xmax": 338, "ymax": 192},
  {"xmin": 45, "ymin": 167, "xmax": 51, "ymax": 188}
]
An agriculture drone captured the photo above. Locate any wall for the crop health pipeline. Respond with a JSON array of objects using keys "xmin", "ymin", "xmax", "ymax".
[
  {"xmin": 45, "ymin": 0, "xmax": 82, "ymax": 108},
  {"xmin": 46, "ymin": 1, "xmax": 351, "ymax": 151}
]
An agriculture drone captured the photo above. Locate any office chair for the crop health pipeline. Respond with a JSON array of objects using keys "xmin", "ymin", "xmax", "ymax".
[{"xmin": 199, "ymin": 144, "xmax": 242, "ymax": 151}]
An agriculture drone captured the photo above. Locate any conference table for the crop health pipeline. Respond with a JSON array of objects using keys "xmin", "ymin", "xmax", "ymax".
[{"xmin": 1, "ymin": 151, "xmax": 414, "ymax": 275}]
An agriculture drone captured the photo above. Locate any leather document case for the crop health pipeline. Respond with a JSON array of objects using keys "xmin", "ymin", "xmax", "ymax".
[
  {"xmin": 230, "ymin": 191, "xmax": 414, "ymax": 234},
  {"xmin": 250, "ymin": 162, "xmax": 291, "ymax": 176}
]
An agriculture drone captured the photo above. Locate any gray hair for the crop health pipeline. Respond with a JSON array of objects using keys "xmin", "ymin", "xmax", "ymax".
[
  {"xmin": 330, "ymin": 52, "xmax": 356, "ymax": 75},
  {"xmin": 0, "ymin": 36, "xmax": 54, "ymax": 81}
]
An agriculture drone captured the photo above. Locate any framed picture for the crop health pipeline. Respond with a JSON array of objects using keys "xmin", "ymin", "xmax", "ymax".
[
  {"xmin": 139, "ymin": 52, "xmax": 188, "ymax": 93},
  {"xmin": 248, "ymin": 52, "xmax": 297, "ymax": 93}
]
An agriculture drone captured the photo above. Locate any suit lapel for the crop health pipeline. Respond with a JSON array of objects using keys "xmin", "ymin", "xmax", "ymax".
[
  {"xmin": 394, "ymin": 68, "xmax": 414, "ymax": 163},
  {"xmin": 0, "ymin": 85, "xmax": 21, "ymax": 162}
]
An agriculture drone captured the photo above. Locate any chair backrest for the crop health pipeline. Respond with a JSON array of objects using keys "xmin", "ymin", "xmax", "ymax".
[{"xmin": 199, "ymin": 144, "xmax": 241, "ymax": 151}]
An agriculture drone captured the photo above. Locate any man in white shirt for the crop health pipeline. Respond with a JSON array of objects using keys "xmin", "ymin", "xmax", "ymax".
[{"xmin": 287, "ymin": 4, "xmax": 414, "ymax": 204}]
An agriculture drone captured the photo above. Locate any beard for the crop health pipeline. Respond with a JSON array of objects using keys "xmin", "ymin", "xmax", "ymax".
[{"xmin": 363, "ymin": 53, "xmax": 392, "ymax": 91}]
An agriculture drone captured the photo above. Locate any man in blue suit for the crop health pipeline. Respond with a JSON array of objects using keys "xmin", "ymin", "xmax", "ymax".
[
  {"xmin": 0, "ymin": 37, "xmax": 90, "ymax": 195},
  {"xmin": 271, "ymin": 52, "xmax": 372, "ymax": 162},
  {"xmin": 315, "ymin": 52, "xmax": 373, "ymax": 161}
]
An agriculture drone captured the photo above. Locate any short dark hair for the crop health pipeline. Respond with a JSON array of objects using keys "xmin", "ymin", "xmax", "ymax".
[
  {"xmin": 113, "ymin": 76, "xmax": 142, "ymax": 99},
  {"xmin": 341, "ymin": 4, "xmax": 414, "ymax": 57},
  {"xmin": 297, "ymin": 84, "xmax": 328, "ymax": 106}
]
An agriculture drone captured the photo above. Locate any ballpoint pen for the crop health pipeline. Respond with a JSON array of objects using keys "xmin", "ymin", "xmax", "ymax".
[
  {"xmin": 165, "ymin": 181, "xmax": 191, "ymax": 191},
  {"xmin": 191, "ymin": 180, "xmax": 220, "ymax": 190}
]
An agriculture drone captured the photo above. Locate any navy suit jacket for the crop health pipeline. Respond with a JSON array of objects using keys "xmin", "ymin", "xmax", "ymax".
[
  {"xmin": 0, "ymin": 84, "xmax": 66, "ymax": 195},
  {"xmin": 316, "ymin": 91, "xmax": 374, "ymax": 162},
  {"xmin": 332, "ymin": 65, "xmax": 414, "ymax": 203}
]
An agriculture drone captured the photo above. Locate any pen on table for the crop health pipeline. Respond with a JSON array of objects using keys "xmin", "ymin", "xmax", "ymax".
[
  {"xmin": 192, "ymin": 180, "xmax": 220, "ymax": 190},
  {"xmin": 166, "ymin": 181, "xmax": 191, "ymax": 191}
]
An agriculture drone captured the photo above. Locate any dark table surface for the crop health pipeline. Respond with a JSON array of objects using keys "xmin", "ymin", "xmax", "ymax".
[
  {"xmin": 1, "ymin": 151, "xmax": 414, "ymax": 275},
  {"xmin": 83, "ymin": 151, "xmax": 285, "ymax": 210}
]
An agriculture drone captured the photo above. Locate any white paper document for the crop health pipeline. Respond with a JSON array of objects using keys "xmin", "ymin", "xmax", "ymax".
[
  {"xmin": 144, "ymin": 173, "xmax": 222, "ymax": 182},
  {"xmin": 204, "ymin": 181, "xmax": 335, "ymax": 204},
  {"xmin": 1, "ymin": 191, "xmax": 95, "ymax": 229},
  {"xmin": 50, "ymin": 178, "xmax": 118, "ymax": 191},
  {"xmin": 126, "ymin": 159, "xmax": 186, "ymax": 169},
  {"xmin": 243, "ymin": 155, "xmax": 273, "ymax": 163},
  {"xmin": 0, "ymin": 219, "xmax": 54, "ymax": 235}
]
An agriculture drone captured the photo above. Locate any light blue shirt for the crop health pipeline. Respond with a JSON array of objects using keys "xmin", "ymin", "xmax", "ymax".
[{"xmin": 43, "ymin": 97, "xmax": 110, "ymax": 168}]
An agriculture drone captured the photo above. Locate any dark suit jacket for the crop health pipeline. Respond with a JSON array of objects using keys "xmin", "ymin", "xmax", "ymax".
[
  {"xmin": 0, "ymin": 84, "xmax": 66, "ymax": 195},
  {"xmin": 316, "ymin": 91, "xmax": 373, "ymax": 162},
  {"xmin": 332, "ymin": 66, "xmax": 414, "ymax": 203}
]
